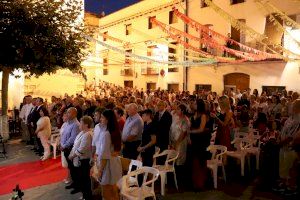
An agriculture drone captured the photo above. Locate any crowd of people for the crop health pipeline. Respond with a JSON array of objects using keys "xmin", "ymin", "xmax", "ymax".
[{"xmin": 18, "ymin": 81, "xmax": 300, "ymax": 199}]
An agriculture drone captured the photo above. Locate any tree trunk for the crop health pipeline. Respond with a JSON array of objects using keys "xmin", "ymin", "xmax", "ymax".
[
  {"xmin": 2, "ymin": 68, "xmax": 10, "ymax": 116},
  {"xmin": 1, "ymin": 68, "xmax": 10, "ymax": 140}
]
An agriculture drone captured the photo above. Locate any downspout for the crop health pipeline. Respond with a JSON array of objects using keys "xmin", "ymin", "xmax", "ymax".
[{"xmin": 184, "ymin": 0, "xmax": 189, "ymax": 91}]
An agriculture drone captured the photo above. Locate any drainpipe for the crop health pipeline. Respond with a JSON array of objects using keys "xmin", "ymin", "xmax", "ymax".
[{"xmin": 184, "ymin": 0, "xmax": 189, "ymax": 91}]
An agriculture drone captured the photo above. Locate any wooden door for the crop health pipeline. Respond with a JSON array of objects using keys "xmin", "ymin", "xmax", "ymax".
[
  {"xmin": 147, "ymin": 83, "xmax": 156, "ymax": 90},
  {"xmin": 124, "ymin": 81, "xmax": 133, "ymax": 88},
  {"xmin": 168, "ymin": 83, "xmax": 179, "ymax": 92},
  {"xmin": 224, "ymin": 73, "xmax": 250, "ymax": 91}
]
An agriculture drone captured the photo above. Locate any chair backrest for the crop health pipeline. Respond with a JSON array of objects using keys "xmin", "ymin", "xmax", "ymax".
[
  {"xmin": 165, "ymin": 150, "xmax": 178, "ymax": 168},
  {"xmin": 128, "ymin": 159, "xmax": 143, "ymax": 174},
  {"xmin": 233, "ymin": 138, "xmax": 252, "ymax": 151},
  {"xmin": 210, "ymin": 130, "xmax": 217, "ymax": 145},
  {"xmin": 122, "ymin": 167, "xmax": 159, "ymax": 198},
  {"xmin": 207, "ymin": 145, "xmax": 227, "ymax": 162}
]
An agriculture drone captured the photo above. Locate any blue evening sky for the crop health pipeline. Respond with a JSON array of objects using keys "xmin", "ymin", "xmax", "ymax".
[{"xmin": 85, "ymin": 0, "xmax": 139, "ymax": 15}]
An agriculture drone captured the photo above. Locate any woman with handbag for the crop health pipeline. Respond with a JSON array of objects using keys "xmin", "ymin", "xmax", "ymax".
[{"xmin": 69, "ymin": 116, "xmax": 93, "ymax": 200}]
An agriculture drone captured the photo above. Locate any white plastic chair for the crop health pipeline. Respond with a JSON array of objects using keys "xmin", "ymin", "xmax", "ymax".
[
  {"xmin": 48, "ymin": 133, "xmax": 60, "ymax": 159},
  {"xmin": 226, "ymin": 138, "xmax": 251, "ymax": 176},
  {"xmin": 120, "ymin": 167, "xmax": 159, "ymax": 200},
  {"xmin": 152, "ymin": 150, "xmax": 179, "ymax": 196},
  {"xmin": 117, "ymin": 159, "xmax": 143, "ymax": 189},
  {"xmin": 210, "ymin": 130, "xmax": 217, "ymax": 145},
  {"xmin": 245, "ymin": 134, "xmax": 261, "ymax": 170},
  {"xmin": 207, "ymin": 145, "xmax": 227, "ymax": 189},
  {"xmin": 152, "ymin": 147, "xmax": 160, "ymax": 166}
]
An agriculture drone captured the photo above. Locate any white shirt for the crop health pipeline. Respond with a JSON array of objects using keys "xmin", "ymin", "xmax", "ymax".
[
  {"xmin": 19, "ymin": 103, "xmax": 34, "ymax": 124},
  {"xmin": 92, "ymin": 123, "xmax": 105, "ymax": 156}
]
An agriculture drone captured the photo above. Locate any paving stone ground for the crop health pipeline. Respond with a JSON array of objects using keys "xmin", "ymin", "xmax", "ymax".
[{"xmin": 0, "ymin": 139, "xmax": 293, "ymax": 200}]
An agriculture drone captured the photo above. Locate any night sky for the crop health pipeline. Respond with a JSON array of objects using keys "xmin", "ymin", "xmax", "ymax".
[{"xmin": 85, "ymin": 0, "xmax": 139, "ymax": 15}]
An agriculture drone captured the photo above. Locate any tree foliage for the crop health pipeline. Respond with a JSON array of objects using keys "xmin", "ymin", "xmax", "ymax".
[{"xmin": 0, "ymin": 0, "xmax": 89, "ymax": 76}]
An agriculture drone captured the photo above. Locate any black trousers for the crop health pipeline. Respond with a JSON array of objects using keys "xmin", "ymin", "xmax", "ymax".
[
  {"xmin": 78, "ymin": 159, "xmax": 92, "ymax": 200},
  {"xmin": 64, "ymin": 148, "xmax": 79, "ymax": 189},
  {"xmin": 123, "ymin": 141, "xmax": 141, "ymax": 160}
]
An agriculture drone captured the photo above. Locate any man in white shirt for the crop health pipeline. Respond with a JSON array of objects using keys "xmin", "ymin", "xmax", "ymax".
[{"xmin": 19, "ymin": 95, "xmax": 34, "ymax": 143}]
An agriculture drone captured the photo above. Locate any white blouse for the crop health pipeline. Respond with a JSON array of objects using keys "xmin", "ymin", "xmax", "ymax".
[{"xmin": 36, "ymin": 116, "xmax": 51, "ymax": 138}]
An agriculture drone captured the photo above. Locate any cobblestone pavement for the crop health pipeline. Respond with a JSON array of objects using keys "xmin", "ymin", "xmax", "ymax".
[{"xmin": 0, "ymin": 139, "xmax": 293, "ymax": 200}]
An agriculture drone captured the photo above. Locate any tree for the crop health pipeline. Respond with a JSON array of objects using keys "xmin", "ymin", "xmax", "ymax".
[{"xmin": 0, "ymin": 0, "xmax": 89, "ymax": 139}]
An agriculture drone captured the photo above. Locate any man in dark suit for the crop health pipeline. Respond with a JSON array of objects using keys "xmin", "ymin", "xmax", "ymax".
[
  {"xmin": 28, "ymin": 97, "xmax": 45, "ymax": 156},
  {"xmin": 154, "ymin": 100, "xmax": 172, "ymax": 159}
]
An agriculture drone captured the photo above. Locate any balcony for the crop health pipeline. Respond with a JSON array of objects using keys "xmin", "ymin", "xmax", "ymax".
[
  {"xmin": 120, "ymin": 68, "xmax": 134, "ymax": 76},
  {"xmin": 141, "ymin": 67, "xmax": 159, "ymax": 75}
]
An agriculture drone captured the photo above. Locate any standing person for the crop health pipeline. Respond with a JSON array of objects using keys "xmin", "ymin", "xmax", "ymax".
[
  {"xmin": 122, "ymin": 103, "xmax": 143, "ymax": 159},
  {"xmin": 98, "ymin": 109, "xmax": 122, "ymax": 200},
  {"xmin": 277, "ymin": 99, "xmax": 300, "ymax": 195},
  {"xmin": 154, "ymin": 100, "xmax": 172, "ymax": 153},
  {"xmin": 69, "ymin": 116, "xmax": 93, "ymax": 200},
  {"xmin": 212, "ymin": 96, "xmax": 234, "ymax": 150},
  {"xmin": 60, "ymin": 112, "xmax": 72, "ymax": 184},
  {"xmin": 189, "ymin": 99, "xmax": 212, "ymax": 190},
  {"xmin": 138, "ymin": 109, "xmax": 157, "ymax": 167},
  {"xmin": 91, "ymin": 107, "xmax": 104, "ymax": 180},
  {"xmin": 35, "ymin": 107, "xmax": 51, "ymax": 161},
  {"xmin": 60, "ymin": 108, "xmax": 81, "ymax": 194},
  {"xmin": 114, "ymin": 107, "xmax": 125, "ymax": 132},
  {"xmin": 169, "ymin": 104, "xmax": 190, "ymax": 188},
  {"xmin": 19, "ymin": 95, "xmax": 33, "ymax": 144},
  {"xmin": 30, "ymin": 97, "xmax": 45, "ymax": 156},
  {"xmin": 169, "ymin": 104, "xmax": 190, "ymax": 165}
]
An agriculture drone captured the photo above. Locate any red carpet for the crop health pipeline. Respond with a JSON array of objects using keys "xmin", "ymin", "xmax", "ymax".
[{"xmin": 0, "ymin": 158, "xmax": 67, "ymax": 195}]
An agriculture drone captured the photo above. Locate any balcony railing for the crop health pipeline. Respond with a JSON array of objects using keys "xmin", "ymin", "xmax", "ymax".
[
  {"xmin": 120, "ymin": 68, "xmax": 134, "ymax": 76},
  {"xmin": 141, "ymin": 67, "xmax": 159, "ymax": 75}
]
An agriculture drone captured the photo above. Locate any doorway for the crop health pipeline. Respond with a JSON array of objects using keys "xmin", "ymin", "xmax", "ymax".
[
  {"xmin": 146, "ymin": 82, "xmax": 156, "ymax": 90},
  {"xmin": 124, "ymin": 80, "xmax": 133, "ymax": 88},
  {"xmin": 224, "ymin": 73, "xmax": 250, "ymax": 91},
  {"xmin": 168, "ymin": 83, "xmax": 179, "ymax": 92}
]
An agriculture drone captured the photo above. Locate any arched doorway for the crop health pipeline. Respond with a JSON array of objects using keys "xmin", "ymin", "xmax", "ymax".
[{"xmin": 224, "ymin": 73, "xmax": 250, "ymax": 92}]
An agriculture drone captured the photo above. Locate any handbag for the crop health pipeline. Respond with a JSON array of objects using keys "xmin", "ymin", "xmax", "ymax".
[{"xmin": 73, "ymin": 156, "xmax": 81, "ymax": 167}]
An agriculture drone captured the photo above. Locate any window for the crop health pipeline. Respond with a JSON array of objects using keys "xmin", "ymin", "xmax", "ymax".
[
  {"xmin": 103, "ymin": 31, "xmax": 108, "ymax": 41},
  {"xmin": 230, "ymin": 0, "xmax": 245, "ymax": 5},
  {"xmin": 147, "ymin": 45, "xmax": 157, "ymax": 56},
  {"xmin": 168, "ymin": 42, "xmax": 177, "ymax": 64},
  {"xmin": 168, "ymin": 67, "xmax": 179, "ymax": 72},
  {"xmin": 231, "ymin": 19, "xmax": 245, "ymax": 48},
  {"xmin": 103, "ymin": 58, "xmax": 108, "ymax": 67},
  {"xmin": 125, "ymin": 49, "xmax": 132, "ymax": 65},
  {"xmin": 125, "ymin": 24, "xmax": 132, "ymax": 35},
  {"xmin": 195, "ymin": 84, "xmax": 212, "ymax": 91},
  {"xmin": 169, "ymin": 11, "xmax": 178, "ymax": 24},
  {"xmin": 103, "ymin": 69, "xmax": 108, "ymax": 75},
  {"xmin": 201, "ymin": 0, "xmax": 208, "ymax": 8},
  {"xmin": 148, "ymin": 16, "xmax": 156, "ymax": 29}
]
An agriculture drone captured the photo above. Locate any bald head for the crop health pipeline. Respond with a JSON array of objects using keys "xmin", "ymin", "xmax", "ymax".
[{"xmin": 67, "ymin": 107, "xmax": 77, "ymax": 120}]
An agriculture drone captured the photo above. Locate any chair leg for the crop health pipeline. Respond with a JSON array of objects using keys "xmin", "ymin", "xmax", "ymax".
[
  {"xmin": 53, "ymin": 145, "xmax": 56, "ymax": 159},
  {"xmin": 173, "ymin": 171, "xmax": 178, "ymax": 191},
  {"xmin": 222, "ymin": 165, "xmax": 226, "ymax": 183},
  {"xmin": 241, "ymin": 157, "xmax": 245, "ymax": 176},
  {"xmin": 160, "ymin": 173, "xmax": 166, "ymax": 196},
  {"xmin": 213, "ymin": 167, "xmax": 218, "ymax": 189}
]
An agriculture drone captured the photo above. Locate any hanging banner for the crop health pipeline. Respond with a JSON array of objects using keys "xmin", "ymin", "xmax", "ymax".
[
  {"xmin": 153, "ymin": 18, "xmax": 268, "ymax": 61},
  {"xmin": 87, "ymin": 36, "xmax": 217, "ymax": 66},
  {"xmin": 150, "ymin": 19, "xmax": 247, "ymax": 63},
  {"xmin": 172, "ymin": 8, "xmax": 280, "ymax": 59},
  {"xmin": 203, "ymin": 0, "xmax": 300, "ymax": 60}
]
